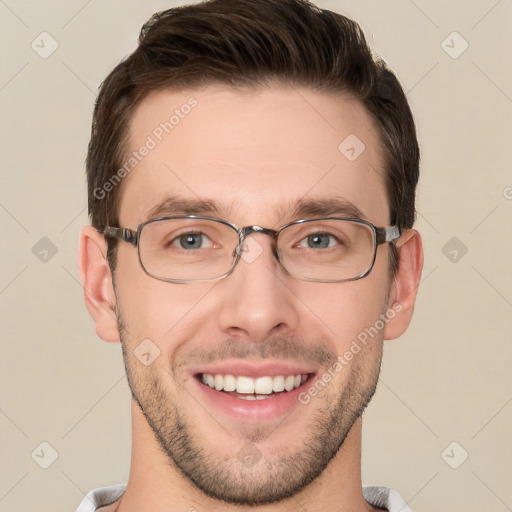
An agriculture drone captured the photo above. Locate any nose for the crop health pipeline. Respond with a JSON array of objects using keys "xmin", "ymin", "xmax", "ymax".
[{"xmin": 216, "ymin": 235, "xmax": 300, "ymax": 343}]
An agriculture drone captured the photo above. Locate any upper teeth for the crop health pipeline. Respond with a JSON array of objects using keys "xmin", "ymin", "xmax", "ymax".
[{"xmin": 201, "ymin": 374, "xmax": 305, "ymax": 394}]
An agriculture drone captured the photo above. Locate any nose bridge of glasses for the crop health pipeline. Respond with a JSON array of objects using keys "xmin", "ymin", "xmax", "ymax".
[
  {"xmin": 234, "ymin": 225, "xmax": 279, "ymax": 259},
  {"xmin": 239, "ymin": 225, "xmax": 278, "ymax": 240}
]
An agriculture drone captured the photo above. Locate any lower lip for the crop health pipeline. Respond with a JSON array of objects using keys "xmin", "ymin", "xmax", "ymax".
[{"xmin": 192, "ymin": 375, "xmax": 314, "ymax": 422}]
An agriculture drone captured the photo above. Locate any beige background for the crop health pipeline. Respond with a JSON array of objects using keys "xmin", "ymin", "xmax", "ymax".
[{"xmin": 1, "ymin": 1, "xmax": 511, "ymax": 511}]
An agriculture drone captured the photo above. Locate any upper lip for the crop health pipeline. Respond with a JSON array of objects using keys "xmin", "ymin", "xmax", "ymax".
[{"xmin": 191, "ymin": 360, "xmax": 317, "ymax": 379}]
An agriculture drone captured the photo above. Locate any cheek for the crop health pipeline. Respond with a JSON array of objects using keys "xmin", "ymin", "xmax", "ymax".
[
  {"xmin": 114, "ymin": 246, "xmax": 219, "ymax": 343},
  {"xmin": 119, "ymin": 281, "xmax": 218, "ymax": 341},
  {"xmin": 292, "ymin": 269, "xmax": 390, "ymax": 352}
]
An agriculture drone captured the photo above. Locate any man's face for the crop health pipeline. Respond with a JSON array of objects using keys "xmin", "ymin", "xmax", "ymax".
[{"xmin": 114, "ymin": 85, "xmax": 393, "ymax": 504}]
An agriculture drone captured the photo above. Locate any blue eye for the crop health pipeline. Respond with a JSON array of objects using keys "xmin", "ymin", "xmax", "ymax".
[
  {"xmin": 299, "ymin": 232, "xmax": 339, "ymax": 249},
  {"xmin": 172, "ymin": 232, "xmax": 210, "ymax": 250}
]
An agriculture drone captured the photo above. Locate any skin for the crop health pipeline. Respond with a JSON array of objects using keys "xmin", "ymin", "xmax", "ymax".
[{"xmin": 79, "ymin": 84, "xmax": 423, "ymax": 512}]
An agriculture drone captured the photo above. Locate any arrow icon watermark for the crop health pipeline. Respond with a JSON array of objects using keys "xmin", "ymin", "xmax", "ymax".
[
  {"xmin": 32, "ymin": 237, "xmax": 58, "ymax": 263},
  {"xmin": 134, "ymin": 338, "xmax": 161, "ymax": 365},
  {"xmin": 338, "ymin": 134, "xmax": 365, "ymax": 161}
]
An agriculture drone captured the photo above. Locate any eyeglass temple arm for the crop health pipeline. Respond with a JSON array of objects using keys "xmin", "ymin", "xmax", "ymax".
[
  {"xmin": 102, "ymin": 227, "xmax": 139, "ymax": 246},
  {"xmin": 376, "ymin": 226, "xmax": 401, "ymax": 245}
]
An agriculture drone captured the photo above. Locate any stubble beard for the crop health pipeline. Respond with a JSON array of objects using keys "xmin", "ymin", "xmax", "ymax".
[{"xmin": 117, "ymin": 315, "xmax": 383, "ymax": 506}]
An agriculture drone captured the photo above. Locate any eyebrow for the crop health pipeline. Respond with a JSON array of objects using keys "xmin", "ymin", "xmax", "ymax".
[
  {"xmin": 145, "ymin": 195, "xmax": 365, "ymax": 223},
  {"xmin": 146, "ymin": 195, "xmax": 226, "ymax": 220},
  {"xmin": 283, "ymin": 197, "xmax": 365, "ymax": 221}
]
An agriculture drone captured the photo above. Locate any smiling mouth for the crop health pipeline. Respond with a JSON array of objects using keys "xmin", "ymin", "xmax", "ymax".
[{"xmin": 197, "ymin": 373, "xmax": 311, "ymax": 400}]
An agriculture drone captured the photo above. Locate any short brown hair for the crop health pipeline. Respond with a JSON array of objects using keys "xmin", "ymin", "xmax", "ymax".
[{"xmin": 87, "ymin": 0, "xmax": 419, "ymax": 273}]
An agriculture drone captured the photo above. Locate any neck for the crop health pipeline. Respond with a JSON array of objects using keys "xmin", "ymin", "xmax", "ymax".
[{"xmin": 112, "ymin": 401, "xmax": 375, "ymax": 512}]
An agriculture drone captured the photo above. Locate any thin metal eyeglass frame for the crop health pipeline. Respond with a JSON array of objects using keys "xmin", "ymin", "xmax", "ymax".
[{"xmin": 102, "ymin": 215, "xmax": 401, "ymax": 284}]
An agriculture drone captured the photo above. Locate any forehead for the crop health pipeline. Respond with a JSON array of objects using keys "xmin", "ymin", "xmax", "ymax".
[{"xmin": 118, "ymin": 84, "xmax": 389, "ymax": 227}]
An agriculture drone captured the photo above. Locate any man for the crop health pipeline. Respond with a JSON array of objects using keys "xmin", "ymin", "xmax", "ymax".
[{"xmin": 77, "ymin": 0, "xmax": 423, "ymax": 510}]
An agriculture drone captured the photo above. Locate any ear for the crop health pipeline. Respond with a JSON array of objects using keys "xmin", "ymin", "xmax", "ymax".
[
  {"xmin": 78, "ymin": 225, "xmax": 120, "ymax": 343},
  {"xmin": 384, "ymin": 229, "xmax": 424, "ymax": 341}
]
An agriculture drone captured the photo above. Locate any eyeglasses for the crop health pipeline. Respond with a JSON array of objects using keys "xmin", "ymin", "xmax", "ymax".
[{"xmin": 102, "ymin": 216, "xmax": 400, "ymax": 284}]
